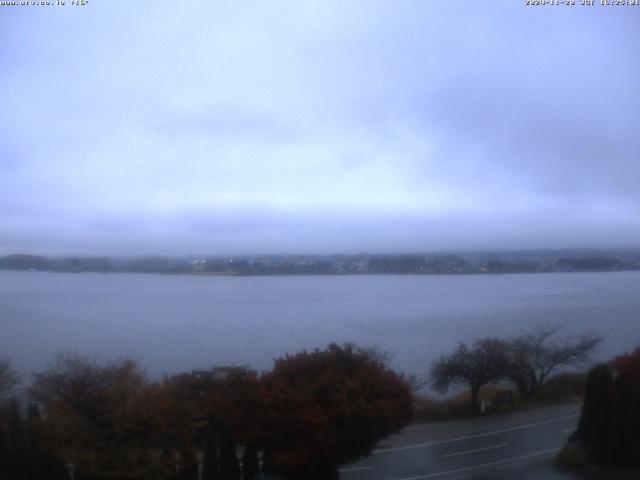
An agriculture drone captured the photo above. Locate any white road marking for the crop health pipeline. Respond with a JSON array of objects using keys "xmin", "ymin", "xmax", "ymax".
[
  {"xmin": 373, "ymin": 413, "xmax": 578, "ymax": 454},
  {"xmin": 395, "ymin": 447, "xmax": 561, "ymax": 480},
  {"xmin": 338, "ymin": 466, "xmax": 372, "ymax": 473},
  {"xmin": 443, "ymin": 443, "xmax": 508, "ymax": 458}
]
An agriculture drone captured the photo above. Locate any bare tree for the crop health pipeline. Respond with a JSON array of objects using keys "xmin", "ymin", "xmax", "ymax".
[
  {"xmin": 0, "ymin": 359, "xmax": 21, "ymax": 401},
  {"xmin": 30, "ymin": 352, "xmax": 143, "ymax": 421},
  {"xmin": 359, "ymin": 344, "xmax": 395, "ymax": 364},
  {"xmin": 431, "ymin": 338, "xmax": 510, "ymax": 412},
  {"xmin": 507, "ymin": 325, "xmax": 602, "ymax": 399},
  {"xmin": 406, "ymin": 374, "xmax": 428, "ymax": 395},
  {"xmin": 29, "ymin": 352, "xmax": 156, "ymax": 479}
]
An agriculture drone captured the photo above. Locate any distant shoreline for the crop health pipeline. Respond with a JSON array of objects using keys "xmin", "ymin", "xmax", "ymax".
[
  {"xmin": 2, "ymin": 267, "xmax": 640, "ymax": 278},
  {"xmin": 2, "ymin": 250, "xmax": 639, "ymax": 277}
]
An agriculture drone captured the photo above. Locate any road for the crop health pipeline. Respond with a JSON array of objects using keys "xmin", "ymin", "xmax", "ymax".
[{"xmin": 339, "ymin": 404, "xmax": 588, "ymax": 480}]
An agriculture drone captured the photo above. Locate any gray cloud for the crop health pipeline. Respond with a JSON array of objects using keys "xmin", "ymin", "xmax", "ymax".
[
  {"xmin": 153, "ymin": 105, "xmax": 299, "ymax": 141},
  {"xmin": 0, "ymin": 1, "xmax": 638, "ymax": 255}
]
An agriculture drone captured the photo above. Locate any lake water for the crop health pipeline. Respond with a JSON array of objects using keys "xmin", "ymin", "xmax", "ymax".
[{"xmin": 1, "ymin": 270, "xmax": 639, "ymax": 379}]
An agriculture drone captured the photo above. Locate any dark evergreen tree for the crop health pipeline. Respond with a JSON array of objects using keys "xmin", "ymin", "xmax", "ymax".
[
  {"xmin": 623, "ymin": 374, "xmax": 640, "ymax": 465},
  {"xmin": 241, "ymin": 444, "xmax": 259, "ymax": 480},
  {"xmin": 573, "ymin": 349, "xmax": 640, "ymax": 467},
  {"xmin": 219, "ymin": 435, "xmax": 240, "ymax": 480},
  {"xmin": 575, "ymin": 364, "xmax": 613, "ymax": 463},
  {"xmin": 610, "ymin": 350, "xmax": 640, "ymax": 466}
]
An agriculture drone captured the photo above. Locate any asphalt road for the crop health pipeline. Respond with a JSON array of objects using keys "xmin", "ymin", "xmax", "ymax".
[{"xmin": 338, "ymin": 404, "xmax": 587, "ymax": 480}]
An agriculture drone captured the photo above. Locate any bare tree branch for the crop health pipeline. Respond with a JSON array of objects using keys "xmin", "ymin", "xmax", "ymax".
[
  {"xmin": 430, "ymin": 338, "xmax": 510, "ymax": 412},
  {"xmin": 0, "ymin": 359, "xmax": 21, "ymax": 400},
  {"xmin": 506, "ymin": 325, "xmax": 602, "ymax": 398}
]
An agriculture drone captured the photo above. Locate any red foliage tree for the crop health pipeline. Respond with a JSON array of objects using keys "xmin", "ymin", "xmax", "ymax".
[
  {"xmin": 260, "ymin": 343, "xmax": 413, "ymax": 477},
  {"xmin": 612, "ymin": 347, "xmax": 640, "ymax": 382},
  {"xmin": 156, "ymin": 368, "xmax": 266, "ymax": 477},
  {"xmin": 205, "ymin": 370, "xmax": 265, "ymax": 444}
]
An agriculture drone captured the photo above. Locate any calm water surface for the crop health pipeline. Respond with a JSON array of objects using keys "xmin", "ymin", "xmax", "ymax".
[{"xmin": 1, "ymin": 270, "xmax": 639, "ymax": 377}]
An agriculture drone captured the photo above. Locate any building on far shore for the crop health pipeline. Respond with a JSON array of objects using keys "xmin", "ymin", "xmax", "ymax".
[{"xmin": 191, "ymin": 365, "xmax": 249, "ymax": 380}]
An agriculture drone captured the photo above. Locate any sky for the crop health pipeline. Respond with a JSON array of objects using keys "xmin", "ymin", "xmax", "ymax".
[{"xmin": 1, "ymin": 1, "xmax": 639, "ymax": 255}]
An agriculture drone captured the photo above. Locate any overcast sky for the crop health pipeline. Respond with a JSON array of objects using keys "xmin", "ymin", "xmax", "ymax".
[{"xmin": 1, "ymin": 1, "xmax": 638, "ymax": 255}]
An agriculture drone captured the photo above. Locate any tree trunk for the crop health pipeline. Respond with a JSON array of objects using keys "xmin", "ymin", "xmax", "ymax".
[
  {"xmin": 470, "ymin": 385, "xmax": 480, "ymax": 413},
  {"xmin": 514, "ymin": 379, "xmax": 528, "ymax": 400},
  {"xmin": 241, "ymin": 445, "xmax": 259, "ymax": 480},
  {"xmin": 202, "ymin": 434, "xmax": 218, "ymax": 480},
  {"xmin": 219, "ymin": 436, "xmax": 240, "ymax": 480}
]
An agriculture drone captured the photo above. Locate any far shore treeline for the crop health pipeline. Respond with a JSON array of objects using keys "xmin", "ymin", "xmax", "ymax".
[{"xmin": 1, "ymin": 249, "xmax": 640, "ymax": 276}]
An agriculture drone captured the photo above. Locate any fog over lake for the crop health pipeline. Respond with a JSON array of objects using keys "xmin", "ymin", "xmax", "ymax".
[{"xmin": 1, "ymin": 270, "xmax": 639, "ymax": 379}]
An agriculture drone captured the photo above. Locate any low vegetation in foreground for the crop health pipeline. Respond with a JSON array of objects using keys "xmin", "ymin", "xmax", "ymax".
[
  {"xmin": 2, "ymin": 326, "xmax": 633, "ymax": 479},
  {"xmin": 0, "ymin": 344, "xmax": 412, "ymax": 480}
]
